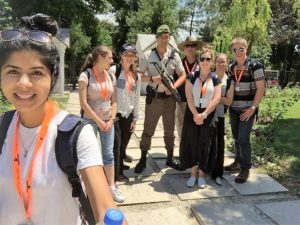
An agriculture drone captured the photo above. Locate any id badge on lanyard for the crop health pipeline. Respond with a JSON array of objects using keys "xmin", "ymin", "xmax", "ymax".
[
  {"xmin": 99, "ymin": 100, "xmax": 110, "ymax": 108},
  {"xmin": 199, "ymin": 98, "xmax": 208, "ymax": 106},
  {"xmin": 18, "ymin": 221, "xmax": 32, "ymax": 225}
]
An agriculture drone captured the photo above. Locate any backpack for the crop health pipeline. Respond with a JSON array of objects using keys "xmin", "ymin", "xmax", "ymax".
[
  {"xmin": 229, "ymin": 58, "xmax": 267, "ymax": 95},
  {"xmin": 0, "ymin": 110, "xmax": 98, "ymax": 225}
]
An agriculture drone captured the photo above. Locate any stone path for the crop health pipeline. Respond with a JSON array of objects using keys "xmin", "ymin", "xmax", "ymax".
[{"xmin": 65, "ymin": 90, "xmax": 299, "ymax": 225}]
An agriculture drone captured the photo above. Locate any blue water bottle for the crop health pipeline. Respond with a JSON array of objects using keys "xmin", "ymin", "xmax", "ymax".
[{"xmin": 103, "ymin": 208, "xmax": 124, "ymax": 225}]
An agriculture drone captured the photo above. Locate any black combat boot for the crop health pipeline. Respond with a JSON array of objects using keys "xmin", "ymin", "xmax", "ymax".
[
  {"xmin": 166, "ymin": 151, "xmax": 184, "ymax": 171},
  {"xmin": 134, "ymin": 151, "xmax": 147, "ymax": 173}
]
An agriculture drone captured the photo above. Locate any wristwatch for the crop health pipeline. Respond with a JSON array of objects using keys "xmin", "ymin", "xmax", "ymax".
[
  {"xmin": 251, "ymin": 105, "xmax": 256, "ymax": 110},
  {"xmin": 202, "ymin": 112, "xmax": 208, "ymax": 119},
  {"xmin": 150, "ymin": 76, "xmax": 153, "ymax": 82}
]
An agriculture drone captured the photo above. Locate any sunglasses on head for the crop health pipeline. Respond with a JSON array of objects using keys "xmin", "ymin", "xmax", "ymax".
[
  {"xmin": 185, "ymin": 44, "xmax": 197, "ymax": 48},
  {"xmin": 0, "ymin": 30, "xmax": 52, "ymax": 43},
  {"xmin": 200, "ymin": 57, "xmax": 212, "ymax": 62},
  {"xmin": 232, "ymin": 47, "xmax": 245, "ymax": 53}
]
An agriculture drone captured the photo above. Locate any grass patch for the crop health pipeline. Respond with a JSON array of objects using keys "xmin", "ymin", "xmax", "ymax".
[{"xmin": 259, "ymin": 91, "xmax": 300, "ymax": 196}]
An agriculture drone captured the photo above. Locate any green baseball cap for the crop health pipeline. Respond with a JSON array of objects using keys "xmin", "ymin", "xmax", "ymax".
[{"xmin": 156, "ymin": 24, "xmax": 171, "ymax": 36}]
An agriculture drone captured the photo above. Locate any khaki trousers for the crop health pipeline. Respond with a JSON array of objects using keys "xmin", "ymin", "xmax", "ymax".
[{"xmin": 140, "ymin": 97, "xmax": 176, "ymax": 153}]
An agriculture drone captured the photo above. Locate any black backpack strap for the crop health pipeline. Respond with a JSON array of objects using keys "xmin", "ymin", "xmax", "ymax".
[
  {"xmin": 55, "ymin": 114, "xmax": 97, "ymax": 225},
  {"xmin": 0, "ymin": 110, "xmax": 16, "ymax": 155},
  {"xmin": 115, "ymin": 63, "xmax": 122, "ymax": 79}
]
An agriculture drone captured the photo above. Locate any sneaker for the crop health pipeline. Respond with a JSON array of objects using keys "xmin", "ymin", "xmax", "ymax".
[
  {"xmin": 215, "ymin": 177, "xmax": 222, "ymax": 186},
  {"xmin": 235, "ymin": 169, "xmax": 249, "ymax": 183},
  {"xmin": 224, "ymin": 160, "xmax": 240, "ymax": 172},
  {"xmin": 198, "ymin": 177, "xmax": 207, "ymax": 189},
  {"xmin": 110, "ymin": 187, "xmax": 125, "ymax": 203},
  {"xmin": 186, "ymin": 176, "xmax": 197, "ymax": 187}
]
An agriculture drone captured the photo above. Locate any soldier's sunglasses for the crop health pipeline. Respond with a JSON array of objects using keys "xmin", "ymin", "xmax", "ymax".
[{"xmin": 0, "ymin": 30, "xmax": 52, "ymax": 43}]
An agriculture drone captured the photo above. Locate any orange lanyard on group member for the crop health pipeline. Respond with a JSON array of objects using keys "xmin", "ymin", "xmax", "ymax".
[
  {"xmin": 124, "ymin": 71, "xmax": 134, "ymax": 94},
  {"xmin": 92, "ymin": 66, "xmax": 110, "ymax": 100},
  {"xmin": 12, "ymin": 100, "xmax": 57, "ymax": 222},
  {"xmin": 199, "ymin": 77, "xmax": 210, "ymax": 97},
  {"xmin": 184, "ymin": 59, "xmax": 197, "ymax": 74},
  {"xmin": 234, "ymin": 66, "xmax": 245, "ymax": 85}
]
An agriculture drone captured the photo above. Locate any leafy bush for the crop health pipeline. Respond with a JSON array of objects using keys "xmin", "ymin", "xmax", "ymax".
[{"xmin": 0, "ymin": 92, "xmax": 10, "ymax": 113}]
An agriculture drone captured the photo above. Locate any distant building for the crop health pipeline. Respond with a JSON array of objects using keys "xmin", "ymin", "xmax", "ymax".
[{"xmin": 52, "ymin": 28, "xmax": 70, "ymax": 94}]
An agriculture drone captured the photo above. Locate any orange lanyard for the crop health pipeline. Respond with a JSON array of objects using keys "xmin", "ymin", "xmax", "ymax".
[
  {"xmin": 184, "ymin": 59, "xmax": 197, "ymax": 74},
  {"xmin": 234, "ymin": 66, "xmax": 245, "ymax": 85},
  {"xmin": 93, "ymin": 66, "xmax": 109, "ymax": 100},
  {"xmin": 12, "ymin": 101, "xmax": 57, "ymax": 222},
  {"xmin": 199, "ymin": 77, "xmax": 210, "ymax": 97},
  {"xmin": 124, "ymin": 71, "xmax": 134, "ymax": 94}
]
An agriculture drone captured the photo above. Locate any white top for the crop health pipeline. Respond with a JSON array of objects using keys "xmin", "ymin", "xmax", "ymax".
[
  {"xmin": 0, "ymin": 110, "xmax": 103, "ymax": 225},
  {"xmin": 108, "ymin": 65, "xmax": 141, "ymax": 121},
  {"xmin": 192, "ymin": 75, "xmax": 215, "ymax": 108}
]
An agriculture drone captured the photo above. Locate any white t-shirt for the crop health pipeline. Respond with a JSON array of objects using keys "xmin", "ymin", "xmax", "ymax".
[{"xmin": 0, "ymin": 110, "xmax": 103, "ymax": 225}]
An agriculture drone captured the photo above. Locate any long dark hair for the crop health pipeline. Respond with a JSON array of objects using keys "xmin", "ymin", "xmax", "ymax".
[{"xmin": 0, "ymin": 13, "xmax": 60, "ymax": 91}]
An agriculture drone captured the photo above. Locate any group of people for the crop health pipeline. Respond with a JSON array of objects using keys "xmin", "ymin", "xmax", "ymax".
[
  {"xmin": 78, "ymin": 43, "xmax": 141, "ymax": 203},
  {"xmin": 0, "ymin": 12, "xmax": 265, "ymax": 224},
  {"xmin": 133, "ymin": 24, "xmax": 265, "ymax": 190}
]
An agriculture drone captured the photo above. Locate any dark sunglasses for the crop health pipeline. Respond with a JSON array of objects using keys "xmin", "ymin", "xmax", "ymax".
[
  {"xmin": 0, "ymin": 30, "xmax": 52, "ymax": 43},
  {"xmin": 200, "ymin": 57, "xmax": 212, "ymax": 62},
  {"xmin": 185, "ymin": 44, "xmax": 197, "ymax": 48},
  {"xmin": 232, "ymin": 47, "xmax": 245, "ymax": 53}
]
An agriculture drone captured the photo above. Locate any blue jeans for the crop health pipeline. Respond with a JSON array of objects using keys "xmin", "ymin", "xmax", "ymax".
[
  {"xmin": 99, "ymin": 126, "xmax": 115, "ymax": 165},
  {"xmin": 229, "ymin": 109, "xmax": 255, "ymax": 169}
]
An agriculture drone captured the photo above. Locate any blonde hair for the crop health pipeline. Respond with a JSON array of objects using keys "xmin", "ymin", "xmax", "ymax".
[
  {"xmin": 230, "ymin": 37, "xmax": 248, "ymax": 49},
  {"xmin": 80, "ymin": 46, "xmax": 111, "ymax": 72}
]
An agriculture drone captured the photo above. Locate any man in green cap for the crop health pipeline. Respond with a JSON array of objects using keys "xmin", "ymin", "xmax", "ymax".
[{"xmin": 135, "ymin": 24, "xmax": 186, "ymax": 173}]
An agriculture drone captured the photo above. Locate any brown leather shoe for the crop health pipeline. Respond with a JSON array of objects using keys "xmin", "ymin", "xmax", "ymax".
[
  {"xmin": 224, "ymin": 160, "xmax": 240, "ymax": 172},
  {"xmin": 234, "ymin": 168, "xmax": 249, "ymax": 183}
]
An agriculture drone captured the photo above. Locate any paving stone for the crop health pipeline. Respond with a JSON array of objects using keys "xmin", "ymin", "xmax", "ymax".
[
  {"xmin": 117, "ymin": 176, "xmax": 172, "ymax": 206},
  {"xmin": 134, "ymin": 124, "xmax": 144, "ymax": 131},
  {"xmin": 127, "ymin": 138, "xmax": 139, "ymax": 149},
  {"xmin": 224, "ymin": 150, "xmax": 235, "ymax": 157},
  {"xmin": 148, "ymin": 146, "xmax": 180, "ymax": 159},
  {"xmin": 125, "ymin": 148, "xmax": 141, "ymax": 160},
  {"xmin": 154, "ymin": 159, "xmax": 191, "ymax": 175},
  {"xmin": 167, "ymin": 174, "xmax": 236, "ymax": 200},
  {"xmin": 224, "ymin": 170, "xmax": 289, "ymax": 195},
  {"xmin": 256, "ymin": 200, "xmax": 300, "ymax": 225},
  {"xmin": 122, "ymin": 207, "xmax": 199, "ymax": 225},
  {"xmin": 192, "ymin": 203, "xmax": 268, "ymax": 225}
]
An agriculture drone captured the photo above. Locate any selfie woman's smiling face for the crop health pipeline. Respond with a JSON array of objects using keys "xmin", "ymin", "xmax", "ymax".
[{"xmin": 0, "ymin": 50, "xmax": 52, "ymax": 113}]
